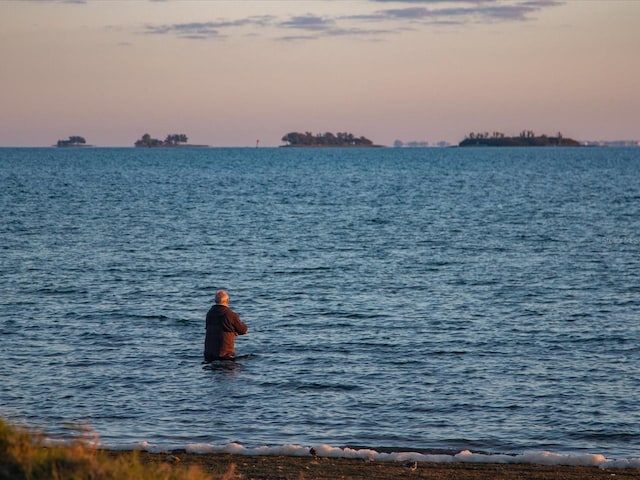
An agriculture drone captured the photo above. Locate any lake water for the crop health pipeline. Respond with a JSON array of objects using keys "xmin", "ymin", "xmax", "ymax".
[{"xmin": 1, "ymin": 146, "xmax": 639, "ymax": 463}]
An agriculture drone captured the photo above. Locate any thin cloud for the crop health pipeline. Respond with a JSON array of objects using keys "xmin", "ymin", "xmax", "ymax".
[
  {"xmin": 139, "ymin": 0, "xmax": 563, "ymax": 42},
  {"xmin": 367, "ymin": 0, "xmax": 562, "ymax": 23},
  {"xmin": 277, "ymin": 35, "xmax": 320, "ymax": 42},
  {"xmin": 369, "ymin": 0, "xmax": 516, "ymax": 3},
  {"xmin": 275, "ymin": 14, "xmax": 397, "ymax": 41},
  {"xmin": 279, "ymin": 14, "xmax": 336, "ymax": 31},
  {"xmin": 141, "ymin": 16, "xmax": 275, "ymax": 40},
  {"xmin": 23, "ymin": 0, "xmax": 88, "ymax": 3},
  {"xmin": 380, "ymin": 7, "xmax": 432, "ymax": 19},
  {"xmin": 144, "ymin": 22, "xmax": 223, "ymax": 39}
]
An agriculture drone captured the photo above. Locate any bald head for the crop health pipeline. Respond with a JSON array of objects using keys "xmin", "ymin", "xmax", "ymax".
[{"xmin": 215, "ymin": 290, "xmax": 229, "ymax": 306}]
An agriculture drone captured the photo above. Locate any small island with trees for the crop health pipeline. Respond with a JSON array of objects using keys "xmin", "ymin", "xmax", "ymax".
[
  {"xmin": 281, "ymin": 131, "xmax": 379, "ymax": 147},
  {"xmin": 56, "ymin": 136, "xmax": 92, "ymax": 147},
  {"xmin": 459, "ymin": 131, "xmax": 580, "ymax": 147},
  {"xmin": 134, "ymin": 133, "xmax": 207, "ymax": 148}
]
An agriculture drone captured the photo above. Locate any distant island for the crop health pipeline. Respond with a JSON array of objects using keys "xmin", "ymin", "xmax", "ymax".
[
  {"xmin": 281, "ymin": 131, "xmax": 380, "ymax": 147},
  {"xmin": 459, "ymin": 131, "xmax": 580, "ymax": 147},
  {"xmin": 394, "ymin": 139, "xmax": 452, "ymax": 148},
  {"xmin": 134, "ymin": 133, "xmax": 207, "ymax": 148},
  {"xmin": 56, "ymin": 136, "xmax": 92, "ymax": 147}
]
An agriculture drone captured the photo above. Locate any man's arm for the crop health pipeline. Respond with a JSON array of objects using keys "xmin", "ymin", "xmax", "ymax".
[{"xmin": 233, "ymin": 313, "xmax": 248, "ymax": 335}]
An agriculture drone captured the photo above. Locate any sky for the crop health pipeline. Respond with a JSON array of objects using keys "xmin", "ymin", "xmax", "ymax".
[{"xmin": 1, "ymin": 0, "xmax": 638, "ymax": 147}]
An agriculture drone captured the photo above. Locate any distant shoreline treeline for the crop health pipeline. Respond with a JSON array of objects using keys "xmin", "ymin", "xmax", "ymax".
[
  {"xmin": 281, "ymin": 131, "xmax": 379, "ymax": 147},
  {"xmin": 459, "ymin": 131, "xmax": 580, "ymax": 147},
  {"xmin": 52, "ymin": 130, "xmax": 639, "ymax": 148},
  {"xmin": 56, "ymin": 136, "xmax": 91, "ymax": 147},
  {"xmin": 134, "ymin": 133, "xmax": 207, "ymax": 148}
]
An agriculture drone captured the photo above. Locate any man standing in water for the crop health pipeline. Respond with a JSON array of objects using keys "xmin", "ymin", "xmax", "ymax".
[{"xmin": 204, "ymin": 290, "xmax": 248, "ymax": 361}]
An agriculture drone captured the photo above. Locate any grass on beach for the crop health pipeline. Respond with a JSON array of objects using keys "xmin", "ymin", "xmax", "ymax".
[
  {"xmin": 2, "ymin": 418, "xmax": 640, "ymax": 480},
  {"xmin": 0, "ymin": 419, "xmax": 223, "ymax": 480}
]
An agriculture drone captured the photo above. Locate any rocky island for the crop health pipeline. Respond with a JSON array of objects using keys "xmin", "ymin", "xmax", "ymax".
[
  {"xmin": 459, "ymin": 131, "xmax": 580, "ymax": 147},
  {"xmin": 281, "ymin": 131, "xmax": 380, "ymax": 147}
]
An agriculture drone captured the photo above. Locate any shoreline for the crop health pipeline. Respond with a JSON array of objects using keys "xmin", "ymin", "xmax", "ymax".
[
  {"xmin": 105, "ymin": 450, "xmax": 640, "ymax": 479},
  {"xmin": 113, "ymin": 442, "xmax": 639, "ymax": 469},
  {"xmin": 279, "ymin": 144, "xmax": 385, "ymax": 148}
]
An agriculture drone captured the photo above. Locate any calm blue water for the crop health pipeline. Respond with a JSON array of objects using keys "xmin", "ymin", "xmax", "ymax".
[{"xmin": 1, "ymin": 147, "xmax": 639, "ymax": 459}]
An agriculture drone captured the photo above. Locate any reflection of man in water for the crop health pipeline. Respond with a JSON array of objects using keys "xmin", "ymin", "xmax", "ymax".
[{"xmin": 204, "ymin": 290, "xmax": 248, "ymax": 361}]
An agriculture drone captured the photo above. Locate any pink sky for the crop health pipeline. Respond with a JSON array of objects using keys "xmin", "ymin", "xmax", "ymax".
[{"xmin": 1, "ymin": 0, "xmax": 638, "ymax": 147}]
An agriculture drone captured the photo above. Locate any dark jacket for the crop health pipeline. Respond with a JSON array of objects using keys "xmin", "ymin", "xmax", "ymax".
[{"xmin": 204, "ymin": 304, "xmax": 248, "ymax": 361}]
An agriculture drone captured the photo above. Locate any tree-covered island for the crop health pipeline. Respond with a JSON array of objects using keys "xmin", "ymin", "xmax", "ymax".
[
  {"xmin": 56, "ymin": 136, "xmax": 91, "ymax": 147},
  {"xmin": 281, "ymin": 131, "xmax": 379, "ymax": 147},
  {"xmin": 459, "ymin": 131, "xmax": 580, "ymax": 147},
  {"xmin": 134, "ymin": 133, "xmax": 207, "ymax": 147}
]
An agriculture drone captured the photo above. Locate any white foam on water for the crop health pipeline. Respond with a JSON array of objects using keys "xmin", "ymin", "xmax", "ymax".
[
  {"xmin": 131, "ymin": 442, "xmax": 640, "ymax": 469},
  {"xmin": 41, "ymin": 433, "xmax": 640, "ymax": 469}
]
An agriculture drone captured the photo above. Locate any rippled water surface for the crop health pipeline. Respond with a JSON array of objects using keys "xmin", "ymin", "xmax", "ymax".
[{"xmin": 1, "ymin": 147, "xmax": 639, "ymax": 458}]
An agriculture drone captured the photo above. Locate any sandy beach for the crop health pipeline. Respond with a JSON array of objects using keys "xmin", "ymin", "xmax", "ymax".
[{"xmin": 118, "ymin": 450, "xmax": 640, "ymax": 480}]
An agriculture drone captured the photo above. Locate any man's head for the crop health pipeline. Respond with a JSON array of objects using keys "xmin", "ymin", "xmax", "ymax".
[{"xmin": 215, "ymin": 290, "xmax": 229, "ymax": 306}]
